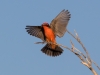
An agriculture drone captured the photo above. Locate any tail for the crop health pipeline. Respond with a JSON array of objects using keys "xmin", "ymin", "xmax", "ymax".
[{"xmin": 41, "ymin": 44, "xmax": 63, "ymax": 57}]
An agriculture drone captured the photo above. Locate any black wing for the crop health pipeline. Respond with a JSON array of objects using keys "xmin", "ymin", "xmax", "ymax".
[
  {"xmin": 25, "ymin": 26, "xmax": 45, "ymax": 41},
  {"xmin": 50, "ymin": 9, "xmax": 71, "ymax": 37}
]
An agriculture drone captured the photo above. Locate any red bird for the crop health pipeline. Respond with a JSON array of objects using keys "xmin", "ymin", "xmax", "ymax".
[{"xmin": 25, "ymin": 9, "xmax": 71, "ymax": 57}]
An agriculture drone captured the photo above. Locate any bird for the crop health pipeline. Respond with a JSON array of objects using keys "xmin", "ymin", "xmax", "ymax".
[{"xmin": 25, "ymin": 9, "xmax": 71, "ymax": 57}]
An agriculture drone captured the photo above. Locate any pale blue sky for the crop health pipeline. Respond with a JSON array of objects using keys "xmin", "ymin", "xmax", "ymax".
[{"xmin": 0, "ymin": 0, "xmax": 100, "ymax": 75}]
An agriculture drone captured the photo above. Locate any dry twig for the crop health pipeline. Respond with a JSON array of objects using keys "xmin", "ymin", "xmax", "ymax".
[
  {"xmin": 67, "ymin": 30, "xmax": 99, "ymax": 75},
  {"xmin": 35, "ymin": 30, "xmax": 100, "ymax": 75}
]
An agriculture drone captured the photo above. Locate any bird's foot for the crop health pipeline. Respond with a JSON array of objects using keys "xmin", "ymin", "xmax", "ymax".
[{"xmin": 34, "ymin": 41, "xmax": 46, "ymax": 44}]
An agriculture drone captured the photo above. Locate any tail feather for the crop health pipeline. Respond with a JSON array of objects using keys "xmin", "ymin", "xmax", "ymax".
[{"xmin": 41, "ymin": 44, "xmax": 63, "ymax": 57}]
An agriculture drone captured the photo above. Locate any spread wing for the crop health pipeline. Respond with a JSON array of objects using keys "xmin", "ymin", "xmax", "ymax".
[
  {"xmin": 50, "ymin": 9, "xmax": 71, "ymax": 37},
  {"xmin": 25, "ymin": 26, "xmax": 45, "ymax": 41}
]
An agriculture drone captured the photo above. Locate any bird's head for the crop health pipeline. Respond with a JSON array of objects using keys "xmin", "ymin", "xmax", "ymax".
[{"xmin": 42, "ymin": 22, "xmax": 50, "ymax": 27}]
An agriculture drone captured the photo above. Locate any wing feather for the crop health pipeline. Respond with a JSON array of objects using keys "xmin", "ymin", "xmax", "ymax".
[
  {"xmin": 25, "ymin": 26, "xmax": 45, "ymax": 41},
  {"xmin": 50, "ymin": 9, "xmax": 71, "ymax": 37}
]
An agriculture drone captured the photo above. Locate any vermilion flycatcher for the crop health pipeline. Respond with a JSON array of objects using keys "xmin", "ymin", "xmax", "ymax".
[{"xmin": 25, "ymin": 9, "xmax": 71, "ymax": 57}]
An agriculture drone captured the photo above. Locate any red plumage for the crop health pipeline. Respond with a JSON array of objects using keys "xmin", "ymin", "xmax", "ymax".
[{"xmin": 25, "ymin": 9, "xmax": 71, "ymax": 57}]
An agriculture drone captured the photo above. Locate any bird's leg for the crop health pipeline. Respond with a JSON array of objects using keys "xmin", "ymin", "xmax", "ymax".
[{"xmin": 34, "ymin": 41, "xmax": 46, "ymax": 44}]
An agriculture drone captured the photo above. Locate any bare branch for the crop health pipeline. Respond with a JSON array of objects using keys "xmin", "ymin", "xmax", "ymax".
[
  {"xmin": 92, "ymin": 60, "xmax": 100, "ymax": 70},
  {"xmin": 67, "ymin": 30, "xmax": 100, "ymax": 75},
  {"xmin": 68, "ymin": 30, "xmax": 92, "ymax": 65},
  {"xmin": 82, "ymin": 61, "xmax": 97, "ymax": 75},
  {"xmin": 34, "ymin": 30, "xmax": 100, "ymax": 75}
]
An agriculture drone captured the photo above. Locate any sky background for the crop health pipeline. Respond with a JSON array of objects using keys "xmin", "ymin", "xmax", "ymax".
[{"xmin": 0, "ymin": 0, "xmax": 100, "ymax": 75}]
